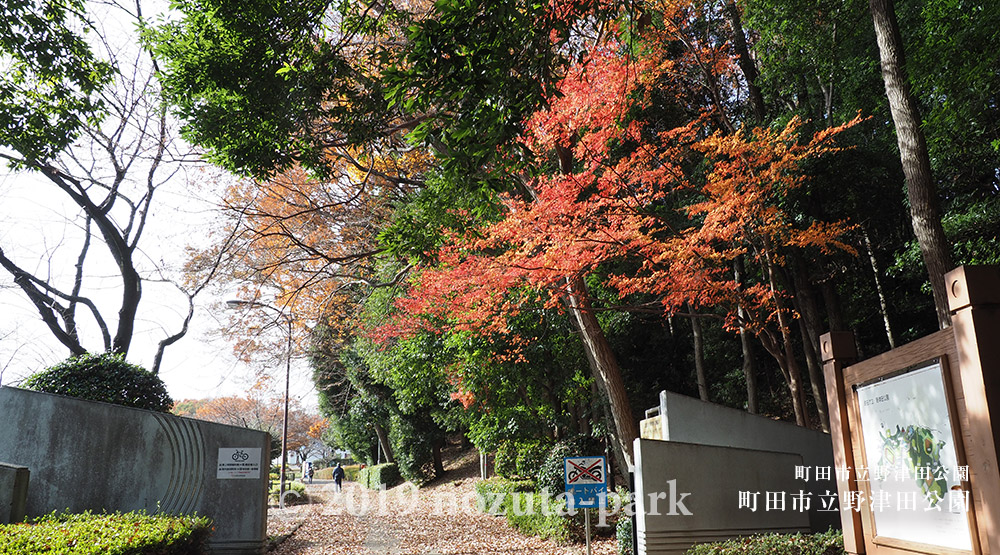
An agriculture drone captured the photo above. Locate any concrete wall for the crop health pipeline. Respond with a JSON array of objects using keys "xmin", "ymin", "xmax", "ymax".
[
  {"xmin": 634, "ymin": 439, "xmax": 811, "ymax": 555},
  {"xmin": 647, "ymin": 390, "xmax": 838, "ymax": 531},
  {"xmin": 0, "ymin": 386, "xmax": 269, "ymax": 554},
  {"xmin": 0, "ymin": 462, "xmax": 29, "ymax": 524}
]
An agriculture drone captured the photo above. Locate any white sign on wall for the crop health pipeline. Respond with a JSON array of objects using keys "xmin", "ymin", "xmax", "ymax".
[{"xmin": 217, "ymin": 448, "xmax": 262, "ymax": 479}]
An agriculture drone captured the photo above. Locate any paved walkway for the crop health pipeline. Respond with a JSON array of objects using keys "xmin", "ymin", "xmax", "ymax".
[{"xmin": 266, "ymin": 451, "xmax": 617, "ymax": 554}]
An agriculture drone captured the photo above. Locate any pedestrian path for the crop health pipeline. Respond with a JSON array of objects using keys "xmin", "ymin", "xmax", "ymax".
[{"xmin": 267, "ymin": 449, "xmax": 617, "ymax": 554}]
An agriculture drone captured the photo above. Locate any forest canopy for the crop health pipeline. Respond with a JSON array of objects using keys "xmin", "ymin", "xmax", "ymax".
[{"xmin": 144, "ymin": 0, "xmax": 1000, "ymax": 480}]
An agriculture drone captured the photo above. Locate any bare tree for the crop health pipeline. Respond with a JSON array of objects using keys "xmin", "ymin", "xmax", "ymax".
[{"xmin": 0, "ymin": 9, "xmax": 202, "ymax": 372}]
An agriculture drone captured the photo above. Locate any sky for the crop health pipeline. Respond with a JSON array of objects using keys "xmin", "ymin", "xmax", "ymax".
[
  {"xmin": 0, "ymin": 165, "xmax": 320, "ymax": 410},
  {"xmin": 0, "ymin": 0, "xmax": 319, "ymax": 411}
]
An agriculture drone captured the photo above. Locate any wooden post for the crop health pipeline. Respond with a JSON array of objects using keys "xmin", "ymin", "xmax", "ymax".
[
  {"xmin": 947, "ymin": 266, "xmax": 1000, "ymax": 555},
  {"xmin": 820, "ymin": 331, "xmax": 865, "ymax": 554}
]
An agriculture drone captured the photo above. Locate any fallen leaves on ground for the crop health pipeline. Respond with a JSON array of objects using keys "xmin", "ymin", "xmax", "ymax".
[{"xmin": 268, "ymin": 449, "xmax": 619, "ymax": 554}]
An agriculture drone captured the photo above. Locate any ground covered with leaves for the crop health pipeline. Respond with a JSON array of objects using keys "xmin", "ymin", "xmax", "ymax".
[{"xmin": 267, "ymin": 447, "xmax": 618, "ymax": 554}]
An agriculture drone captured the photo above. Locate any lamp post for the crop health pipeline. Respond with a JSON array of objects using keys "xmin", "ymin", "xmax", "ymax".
[{"xmin": 226, "ymin": 299, "xmax": 293, "ymax": 509}]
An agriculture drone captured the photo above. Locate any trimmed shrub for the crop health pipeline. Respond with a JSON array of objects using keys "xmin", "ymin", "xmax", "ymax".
[
  {"xmin": 475, "ymin": 477, "xmax": 536, "ymax": 514},
  {"xmin": 344, "ymin": 464, "xmax": 361, "ymax": 481},
  {"xmin": 357, "ymin": 463, "xmax": 401, "ymax": 489},
  {"xmin": 686, "ymin": 530, "xmax": 846, "ymax": 555},
  {"xmin": 22, "ymin": 352, "xmax": 173, "ymax": 412},
  {"xmin": 0, "ymin": 510, "xmax": 212, "ymax": 555},
  {"xmin": 270, "ymin": 481, "xmax": 308, "ymax": 505},
  {"xmin": 313, "ymin": 466, "xmax": 334, "ymax": 480},
  {"xmin": 314, "ymin": 464, "xmax": 360, "ymax": 481},
  {"xmin": 505, "ymin": 492, "xmax": 574, "ymax": 543}
]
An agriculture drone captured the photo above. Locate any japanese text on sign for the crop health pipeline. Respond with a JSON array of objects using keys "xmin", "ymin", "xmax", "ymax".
[{"xmin": 217, "ymin": 447, "xmax": 262, "ymax": 479}]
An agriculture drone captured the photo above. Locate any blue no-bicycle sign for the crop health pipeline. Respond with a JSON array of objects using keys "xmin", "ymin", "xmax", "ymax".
[{"xmin": 564, "ymin": 456, "xmax": 607, "ymax": 509}]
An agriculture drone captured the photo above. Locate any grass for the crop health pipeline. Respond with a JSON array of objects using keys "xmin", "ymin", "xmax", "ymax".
[{"xmin": 0, "ymin": 510, "xmax": 212, "ymax": 555}]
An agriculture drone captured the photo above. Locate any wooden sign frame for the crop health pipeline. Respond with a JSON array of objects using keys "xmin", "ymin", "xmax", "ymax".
[{"xmin": 822, "ymin": 266, "xmax": 1000, "ymax": 555}]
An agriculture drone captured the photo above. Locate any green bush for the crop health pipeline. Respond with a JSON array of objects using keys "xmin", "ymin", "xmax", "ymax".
[
  {"xmin": 22, "ymin": 352, "xmax": 173, "ymax": 412},
  {"xmin": 475, "ymin": 477, "xmax": 536, "ymax": 514},
  {"xmin": 536, "ymin": 435, "xmax": 603, "ymax": 494},
  {"xmin": 495, "ymin": 439, "xmax": 553, "ymax": 480},
  {"xmin": 270, "ymin": 481, "xmax": 308, "ymax": 505},
  {"xmin": 505, "ymin": 492, "xmax": 573, "ymax": 543},
  {"xmin": 357, "ymin": 463, "xmax": 401, "ymax": 489},
  {"xmin": 515, "ymin": 440, "xmax": 552, "ymax": 480},
  {"xmin": 686, "ymin": 530, "xmax": 846, "ymax": 555},
  {"xmin": 475, "ymin": 477, "xmax": 573, "ymax": 543},
  {"xmin": 389, "ymin": 411, "xmax": 444, "ymax": 485},
  {"xmin": 495, "ymin": 441, "xmax": 518, "ymax": 478},
  {"xmin": 0, "ymin": 510, "xmax": 212, "ymax": 555},
  {"xmin": 616, "ymin": 514, "xmax": 633, "ymax": 555}
]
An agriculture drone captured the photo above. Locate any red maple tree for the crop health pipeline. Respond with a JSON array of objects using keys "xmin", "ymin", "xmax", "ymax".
[{"xmin": 380, "ymin": 14, "xmax": 860, "ymax": 439}]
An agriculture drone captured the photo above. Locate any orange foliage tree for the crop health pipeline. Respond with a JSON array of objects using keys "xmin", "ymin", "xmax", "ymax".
[
  {"xmin": 177, "ymin": 394, "xmax": 327, "ymax": 460},
  {"xmin": 380, "ymin": 15, "xmax": 860, "ymax": 457}
]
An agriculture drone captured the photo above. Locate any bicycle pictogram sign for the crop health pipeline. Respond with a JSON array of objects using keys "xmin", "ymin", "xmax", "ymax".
[{"xmin": 232, "ymin": 449, "xmax": 250, "ymax": 462}]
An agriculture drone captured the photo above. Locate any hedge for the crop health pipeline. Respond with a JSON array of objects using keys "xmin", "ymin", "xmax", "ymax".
[
  {"xmin": 314, "ymin": 464, "xmax": 361, "ymax": 481},
  {"xmin": 313, "ymin": 466, "xmax": 333, "ymax": 480},
  {"xmin": 0, "ymin": 511, "xmax": 212, "ymax": 555},
  {"xmin": 686, "ymin": 530, "xmax": 846, "ymax": 555},
  {"xmin": 474, "ymin": 477, "xmax": 536, "ymax": 514},
  {"xmin": 357, "ymin": 463, "xmax": 401, "ymax": 489}
]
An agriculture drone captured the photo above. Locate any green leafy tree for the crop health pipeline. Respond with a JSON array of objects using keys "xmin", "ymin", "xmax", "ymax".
[
  {"xmin": 144, "ymin": 0, "xmax": 408, "ymax": 178},
  {"xmin": 22, "ymin": 352, "xmax": 173, "ymax": 412},
  {"xmin": 0, "ymin": 0, "xmax": 112, "ymax": 164}
]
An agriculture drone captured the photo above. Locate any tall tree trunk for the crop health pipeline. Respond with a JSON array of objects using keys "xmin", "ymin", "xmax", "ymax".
[
  {"xmin": 788, "ymin": 259, "xmax": 830, "ymax": 432},
  {"xmin": 863, "ymin": 228, "xmax": 896, "ymax": 348},
  {"xmin": 724, "ymin": 0, "xmax": 766, "ymax": 122},
  {"xmin": 547, "ymin": 149, "xmax": 637, "ymax": 470},
  {"xmin": 688, "ymin": 304, "xmax": 709, "ymax": 402},
  {"xmin": 373, "ymin": 420, "xmax": 395, "ymax": 464},
  {"xmin": 432, "ymin": 440, "xmax": 445, "ymax": 477},
  {"xmin": 734, "ymin": 258, "xmax": 758, "ymax": 414},
  {"xmin": 564, "ymin": 275, "xmax": 638, "ymax": 469},
  {"xmin": 820, "ymin": 280, "xmax": 847, "ymax": 332},
  {"xmin": 738, "ymin": 313, "xmax": 758, "ymax": 414},
  {"xmin": 869, "ymin": 0, "xmax": 953, "ymax": 329},
  {"xmin": 761, "ymin": 242, "xmax": 809, "ymax": 426}
]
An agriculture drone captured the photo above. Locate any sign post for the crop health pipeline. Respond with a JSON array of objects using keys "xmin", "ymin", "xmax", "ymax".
[{"xmin": 565, "ymin": 455, "xmax": 607, "ymax": 555}]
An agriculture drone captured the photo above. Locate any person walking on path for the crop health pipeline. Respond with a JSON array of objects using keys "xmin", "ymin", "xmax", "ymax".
[{"xmin": 332, "ymin": 462, "xmax": 345, "ymax": 492}]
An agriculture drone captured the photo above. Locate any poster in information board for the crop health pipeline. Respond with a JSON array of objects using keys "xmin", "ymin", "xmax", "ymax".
[{"xmin": 855, "ymin": 360, "xmax": 972, "ymax": 551}]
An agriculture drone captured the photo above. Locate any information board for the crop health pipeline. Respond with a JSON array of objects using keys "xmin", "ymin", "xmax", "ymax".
[{"xmin": 856, "ymin": 360, "xmax": 972, "ymax": 551}]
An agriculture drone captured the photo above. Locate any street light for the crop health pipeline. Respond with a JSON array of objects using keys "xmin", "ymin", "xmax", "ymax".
[{"xmin": 225, "ymin": 299, "xmax": 293, "ymax": 509}]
